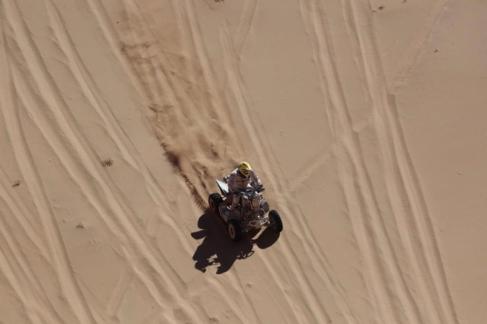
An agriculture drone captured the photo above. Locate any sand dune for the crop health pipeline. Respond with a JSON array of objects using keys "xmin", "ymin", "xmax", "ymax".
[{"xmin": 1, "ymin": 0, "xmax": 486, "ymax": 323}]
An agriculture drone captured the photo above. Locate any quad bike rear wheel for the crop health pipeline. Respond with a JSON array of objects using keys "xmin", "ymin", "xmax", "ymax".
[
  {"xmin": 208, "ymin": 193, "xmax": 223, "ymax": 213},
  {"xmin": 269, "ymin": 210, "xmax": 283, "ymax": 233},
  {"xmin": 228, "ymin": 220, "xmax": 242, "ymax": 241}
]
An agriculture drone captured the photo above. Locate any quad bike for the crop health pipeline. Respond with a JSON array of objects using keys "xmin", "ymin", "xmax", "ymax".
[{"xmin": 208, "ymin": 179, "xmax": 283, "ymax": 241}]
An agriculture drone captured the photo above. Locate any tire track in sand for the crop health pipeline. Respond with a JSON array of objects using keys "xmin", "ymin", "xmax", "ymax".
[
  {"xmin": 44, "ymin": 0, "xmax": 197, "ymax": 264},
  {"xmin": 0, "ymin": 172, "xmax": 66, "ymax": 324},
  {"xmin": 10, "ymin": 50, "xmax": 201, "ymax": 323},
  {"xmin": 220, "ymin": 18, "xmax": 359, "ymax": 324},
  {"xmin": 391, "ymin": 0, "xmax": 450, "ymax": 89},
  {"xmin": 0, "ymin": 168, "xmax": 50, "ymax": 260},
  {"xmin": 340, "ymin": 1, "xmax": 442, "ymax": 323},
  {"xmin": 224, "ymin": 9, "xmax": 359, "ymax": 323},
  {"xmin": 0, "ymin": 246, "xmax": 45, "ymax": 324},
  {"xmin": 0, "ymin": 191, "xmax": 65, "ymax": 324},
  {"xmin": 8, "ymin": 45, "xmax": 203, "ymax": 324},
  {"xmin": 299, "ymin": 0, "xmax": 424, "ymax": 323},
  {"xmin": 0, "ymin": 8, "xmax": 97, "ymax": 324},
  {"xmin": 342, "ymin": 1, "xmax": 458, "ymax": 323},
  {"xmin": 2, "ymin": 2, "xmax": 205, "ymax": 322},
  {"xmin": 234, "ymin": 0, "xmax": 259, "ymax": 55}
]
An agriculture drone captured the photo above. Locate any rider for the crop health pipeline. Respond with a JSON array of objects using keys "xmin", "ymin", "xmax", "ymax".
[{"xmin": 223, "ymin": 161, "xmax": 263, "ymax": 211}]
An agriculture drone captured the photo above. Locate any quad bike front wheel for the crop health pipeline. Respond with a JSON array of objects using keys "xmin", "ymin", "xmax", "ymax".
[
  {"xmin": 208, "ymin": 193, "xmax": 223, "ymax": 213},
  {"xmin": 269, "ymin": 210, "xmax": 283, "ymax": 233},
  {"xmin": 227, "ymin": 220, "xmax": 242, "ymax": 241}
]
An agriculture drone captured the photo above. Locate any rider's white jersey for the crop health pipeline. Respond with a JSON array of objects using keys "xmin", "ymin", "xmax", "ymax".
[{"xmin": 224, "ymin": 168, "xmax": 262, "ymax": 193}]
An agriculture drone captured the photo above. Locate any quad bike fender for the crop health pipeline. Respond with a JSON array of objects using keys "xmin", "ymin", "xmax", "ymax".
[{"xmin": 216, "ymin": 180, "xmax": 229, "ymax": 196}]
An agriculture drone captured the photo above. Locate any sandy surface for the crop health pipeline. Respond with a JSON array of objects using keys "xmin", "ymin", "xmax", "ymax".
[{"xmin": 1, "ymin": 0, "xmax": 486, "ymax": 323}]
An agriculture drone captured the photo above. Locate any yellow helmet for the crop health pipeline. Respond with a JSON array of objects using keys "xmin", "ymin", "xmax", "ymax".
[{"xmin": 238, "ymin": 161, "xmax": 252, "ymax": 177}]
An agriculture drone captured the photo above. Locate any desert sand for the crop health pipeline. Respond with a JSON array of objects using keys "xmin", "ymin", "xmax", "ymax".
[{"xmin": 1, "ymin": 0, "xmax": 486, "ymax": 323}]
